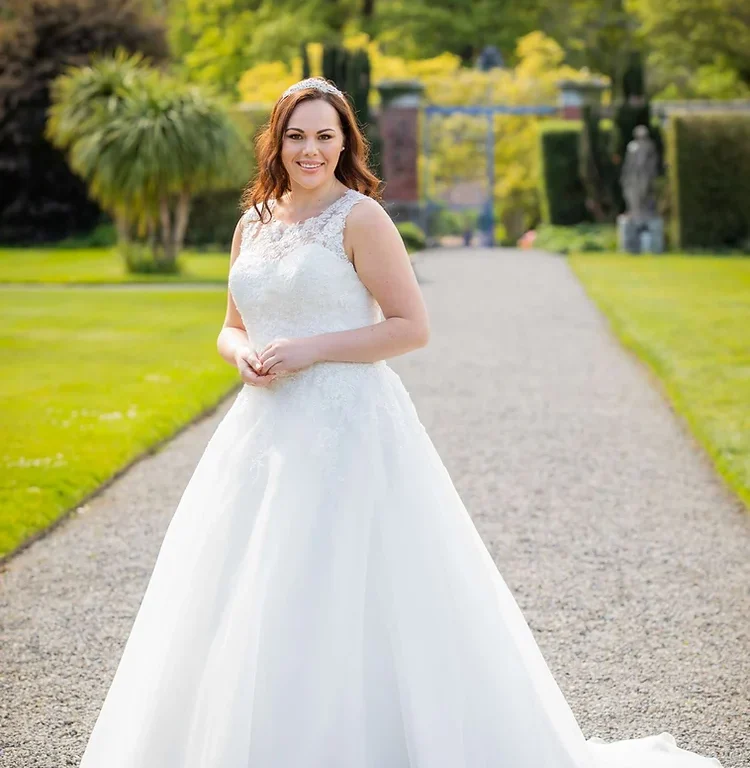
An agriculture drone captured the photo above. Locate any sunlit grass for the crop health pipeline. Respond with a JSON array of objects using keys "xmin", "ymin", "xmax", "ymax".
[
  {"xmin": 0, "ymin": 246, "xmax": 229, "ymax": 283},
  {"xmin": 570, "ymin": 253, "xmax": 750, "ymax": 509},
  {"xmin": 0, "ymin": 287, "xmax": 240, "ymax": 558}
]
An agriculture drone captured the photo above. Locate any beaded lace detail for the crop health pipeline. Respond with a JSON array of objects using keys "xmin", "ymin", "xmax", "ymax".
[
  {"xmin": 238, "ymin": 187, "xmax": 361, "ymax": 264},
  {"xmin": 227, "ymin": 187, "xmax": 389, "ymax": 442}
]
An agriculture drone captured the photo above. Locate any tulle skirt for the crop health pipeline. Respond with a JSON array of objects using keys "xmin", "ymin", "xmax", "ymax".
[{"xmin": 79, "ymin": 361, "xmax": 722, "ymax": 768}]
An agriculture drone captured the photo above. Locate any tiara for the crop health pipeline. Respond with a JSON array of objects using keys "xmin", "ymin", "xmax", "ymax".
[{"xmin": 281, "ymin": 78, "xmax": 344, "ymax": 100}]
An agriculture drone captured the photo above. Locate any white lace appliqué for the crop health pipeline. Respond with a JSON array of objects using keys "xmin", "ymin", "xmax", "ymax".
[
  {"xmin": 227, "ymin": 187, "xmax": 399, "ymax": 459},
  {"xmin": 239, "ymin": 188, "xmax": 360, "ymax": 264}
]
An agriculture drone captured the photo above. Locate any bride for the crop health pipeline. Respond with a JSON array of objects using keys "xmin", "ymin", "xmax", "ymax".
[{"xmin": 78, "ymin": 77, "xmax": 723, "ymax": 767}]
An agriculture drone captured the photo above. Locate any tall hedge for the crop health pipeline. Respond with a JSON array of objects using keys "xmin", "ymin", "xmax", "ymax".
[
  {"xmin": 668, "ymin": 114, "xmax": 750, "ymax": 250},
  {"xmin": 538, "ymin": 121, "xmax": 612, "ymax": 226},
  {"xmin": 538, "ymin": 122, "xmax": 588, "ymax": 225}
]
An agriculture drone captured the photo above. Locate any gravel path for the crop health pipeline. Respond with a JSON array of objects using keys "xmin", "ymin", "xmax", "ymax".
[{"xmin": 1, "ymin": 247, "xmax": 747, "ymax": 767}]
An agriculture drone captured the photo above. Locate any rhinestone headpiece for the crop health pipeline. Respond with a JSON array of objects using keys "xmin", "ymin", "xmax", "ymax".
[{"xmin": 280, "ymin": 77, "xmax": 344, "ymax": 100}]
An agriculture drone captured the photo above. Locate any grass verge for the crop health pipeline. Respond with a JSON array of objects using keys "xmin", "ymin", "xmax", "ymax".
[
  {"xmin": 0, "ymin": 287, "xmax": 239, "ymax": 558},
  {"xmin": 570, "ymin": 253, "xmax": 750, "ymax": 509},
  {"xmin": 0, "ymin": 247, "xmax": 228, "ymax": 284}
]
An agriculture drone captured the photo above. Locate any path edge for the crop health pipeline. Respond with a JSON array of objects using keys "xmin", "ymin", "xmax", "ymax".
[{"xmin": 564, "ymin": 254, "xmax": 749, "ymax": 515}]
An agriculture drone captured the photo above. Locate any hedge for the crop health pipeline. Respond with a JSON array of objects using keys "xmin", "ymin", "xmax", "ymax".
[
  {"xmin": 538, "ymin": 121, "xmax": 614, "ymax": 226},
  {"xmin": 538, "ymin": 121, "xmax": 589, "ymax": 226},
  {"xmin": 668, "ymin": 114, "xmax": 750, "ymax": 250}
]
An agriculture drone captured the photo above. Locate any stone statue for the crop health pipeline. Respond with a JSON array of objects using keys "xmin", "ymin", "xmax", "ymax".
[
  {"xmin": 617, "ymin": 125, "xmax": 664, "ymax": 253},
  {"xmin": 620, "ymin": 125, "xmax": 659, "ymax": 224}
]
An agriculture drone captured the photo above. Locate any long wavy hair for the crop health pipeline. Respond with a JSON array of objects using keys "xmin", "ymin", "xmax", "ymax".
[{"xmin": 239, "ymin": 81, "xmax": 383, "ymax": 224}]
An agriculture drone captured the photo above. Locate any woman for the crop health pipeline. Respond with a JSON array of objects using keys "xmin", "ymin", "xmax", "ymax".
[{"xmin": 79, "ymin": 78, "xmax": 722, "ymax": 768}]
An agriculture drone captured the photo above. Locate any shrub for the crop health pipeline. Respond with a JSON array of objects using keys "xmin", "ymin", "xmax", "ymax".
[
  {"xmin": 533, "ymin": 223, "xmax": 617, "ymax": 254},
  {"xmin": 396, "ymin": 221, "xmax": 426, "ymax": 254},
  {"xmin": 425, "ymin": 205, "xmax": 475, "ymax": 238},
  {"xmin": 120, "ymin": 243, "xmax": 181, "ymax": 274},
  {"xmin": 184, "ymin": 188, "xmax": 245, "ymax": 250},
  {"xmin": 55, "ymin": 221, "xmax": 117, "ymax": 249},
  {"xmin": 668, "ymin": 113, "xmax": 750, "ymax": 250}
]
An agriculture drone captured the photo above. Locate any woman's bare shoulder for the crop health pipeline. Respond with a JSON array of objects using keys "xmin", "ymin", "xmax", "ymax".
[{"xmin": 347, "ymin": 193, "xmax": 393, "ymax": 231}]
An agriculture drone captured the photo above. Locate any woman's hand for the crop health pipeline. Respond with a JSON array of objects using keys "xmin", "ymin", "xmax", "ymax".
[
  {"xmin": 256, "ymin": 337, "xmax": 320, "ymax": 376},
  {"xmin": 234, "ymin": 346, "xmax": 278, "ymax": 388}
]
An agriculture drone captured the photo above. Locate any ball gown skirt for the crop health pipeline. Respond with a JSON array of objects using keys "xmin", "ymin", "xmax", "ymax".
[{"xmin": 78, "ymin": 187, "xmax": 722, "ymax": 767}]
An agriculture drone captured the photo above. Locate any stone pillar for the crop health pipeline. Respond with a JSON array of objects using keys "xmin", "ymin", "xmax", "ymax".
[
  {"xmin": 556, "ymin": 79, "xmax": 609, "ymax": 120},
  {"xmin": 617, "ymin": 215, "xmax": 665, "ymax": 254},
  {"xmin": 375, "ymin": 79, "xmax": 424, "ymax": 225}
]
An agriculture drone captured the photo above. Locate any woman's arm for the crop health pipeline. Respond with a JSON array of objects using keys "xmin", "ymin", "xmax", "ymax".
[
  {"xmin": 217, "ymin": 217, "xmax": 278, "ymax": 387},
  {"xmin": 257, "ymin": 199, "xmax": 430, "ymax": 374},
  {"xmin": 320, "ymin": 198, "xmax": 430, "ymax": 361},
  {"xmin": 216, "ymin": 217, "xmax": 250, "ymax": 367}
]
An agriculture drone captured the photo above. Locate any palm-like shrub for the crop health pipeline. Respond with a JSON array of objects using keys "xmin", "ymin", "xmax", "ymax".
[{"xmin": 47, "ymin": 49, "xmax": 250, "ymax": 271}]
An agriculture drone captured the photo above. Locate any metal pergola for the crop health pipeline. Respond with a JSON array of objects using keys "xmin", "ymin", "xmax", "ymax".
[{"xmin": 421, "ymin": 104, "xmax": 558, "ymax": 246}]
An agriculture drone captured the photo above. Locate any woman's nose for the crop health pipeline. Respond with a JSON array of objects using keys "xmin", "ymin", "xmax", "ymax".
[{"xmin": 303, "ymin": 138, "xmax": 319, "ymax": 154}]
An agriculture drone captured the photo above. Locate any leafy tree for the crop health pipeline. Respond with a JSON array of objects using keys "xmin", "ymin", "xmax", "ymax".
[
  {"xmin": 626, "ymin": 0, "xmax": 750, "ymax": 97},
  {"xmin": 168, "ymin": 0, "xmax": 353, "ymax": 97},
  {"xmin": 0, "ymin": 0, "xmax": 168, "ymax": 243},
  {"xmin": 535, "ymin": 0, "xmax": 636, "ymax": 97},
  {"xmin": 372, "ymin": 0, "xmax": 541, "ymax": 65},
  {"xmin": 47, "ymin": 50, "xmax": 249, "ymax": 271}
]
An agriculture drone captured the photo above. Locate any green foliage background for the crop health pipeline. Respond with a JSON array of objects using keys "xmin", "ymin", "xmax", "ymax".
[{"xmin": 162, "ymin": 0, "xmax": 750, "ymax": 102}]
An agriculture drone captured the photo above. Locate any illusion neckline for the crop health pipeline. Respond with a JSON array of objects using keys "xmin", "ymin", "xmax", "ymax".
[{"xmin": 269, "ymin": 188, "xmax": 354, "ymax": 229}]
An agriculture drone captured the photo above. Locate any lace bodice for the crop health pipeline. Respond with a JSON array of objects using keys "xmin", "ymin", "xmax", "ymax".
[{"xmin": 228, "ymin": 187, "xmax": 388, "ymax": 409}]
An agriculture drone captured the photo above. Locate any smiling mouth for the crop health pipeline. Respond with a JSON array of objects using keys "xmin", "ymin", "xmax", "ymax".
[{"xmin": 297, "ymin": 162, "xmax": 323, "ymax": 169}]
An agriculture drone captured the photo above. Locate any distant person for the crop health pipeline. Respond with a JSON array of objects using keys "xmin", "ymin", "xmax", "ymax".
[{"xmin": 477, "ymin": 201, "xmax": 494, "ymax": 246}]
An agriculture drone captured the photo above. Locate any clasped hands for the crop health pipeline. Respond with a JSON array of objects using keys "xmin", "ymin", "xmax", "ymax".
[{"xmin": 234, "ymin": 337, "xmax": 320, "ymax": 388}]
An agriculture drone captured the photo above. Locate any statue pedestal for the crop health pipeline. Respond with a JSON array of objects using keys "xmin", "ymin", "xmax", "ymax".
[{"xmin": 617, "ymin": 214, "xmax": 664, "ymax": 254}]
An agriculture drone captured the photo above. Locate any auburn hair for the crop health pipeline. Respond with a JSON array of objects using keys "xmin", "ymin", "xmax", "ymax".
[{"xmin": 239, "ymin": 82, "xmax": 383, "ymax": 223}]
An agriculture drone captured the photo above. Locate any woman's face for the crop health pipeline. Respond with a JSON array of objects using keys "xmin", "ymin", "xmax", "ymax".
[{"xmin": 280, "ymin": 99, "xmax": 345, "ymax": 191}]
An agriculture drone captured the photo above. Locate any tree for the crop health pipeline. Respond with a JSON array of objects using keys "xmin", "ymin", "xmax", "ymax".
[
  {"xmin": 372, "ymin": 0, "xmax": 542, "ymax": 65},
  {"xmin": 536, "ymin": 0, "xmax": 637, "ymax": 98},
  {"xmin": 626, "ymin": 0, "xmax": 750, "ymax": 97},
  {"xmin": 169, "ymin": 0, "xmax": 551, "ymax": 90},
  {"xmin": 0, "ymin": 0, "xmax": 168, "ymax": 243},
  {"xmin": 168, "ymin": 0, "xmax": 352, "ymax": 97},
  {"xmin": 47, "ymin": 50, "xmax": 250, "ymax": 271}
]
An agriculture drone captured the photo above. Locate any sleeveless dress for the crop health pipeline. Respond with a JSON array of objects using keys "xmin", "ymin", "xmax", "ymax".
[{"xmin": 78, "ymin": 187, "xmax": 722, "ymax": 768}]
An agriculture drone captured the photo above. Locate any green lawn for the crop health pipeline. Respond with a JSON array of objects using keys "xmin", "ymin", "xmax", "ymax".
[
  {"xmin": 0, "ymin": 246, "xmax": 229, "ymax": 283},
  {"xmin": 0, "ymin": 287, "xmax": 240, "ymax": 558},
  {"xmin": 570, "ymin": 253, "xmax": 750, "ymax": 509}
]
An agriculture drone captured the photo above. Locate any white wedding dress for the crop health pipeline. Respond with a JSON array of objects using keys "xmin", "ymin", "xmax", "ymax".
[{"xmin": 79, "ymin": 187, "xmax": 722, "ymax": 768}]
